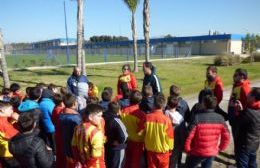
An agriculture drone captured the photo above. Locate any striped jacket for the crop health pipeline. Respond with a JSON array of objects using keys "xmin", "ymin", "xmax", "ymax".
[
  {"xmin": 142, "ymin": 68, "xmax": 162, "ymax": 95},
  {"xmin": 71, "ymin": 122, "xmax": 105, "ymax": 168},
  {"xmin": 120, "ymin": 104, "xmax": 145, "ymax": 143},
  {"xmin": 139, "ymin": 110, "xmax": 174, "ymax": 153}
]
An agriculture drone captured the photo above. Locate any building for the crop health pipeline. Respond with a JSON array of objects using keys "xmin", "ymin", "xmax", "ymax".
[{"xmin": 32, "ymin": 38, "xmax": 77, "ymax": 49}]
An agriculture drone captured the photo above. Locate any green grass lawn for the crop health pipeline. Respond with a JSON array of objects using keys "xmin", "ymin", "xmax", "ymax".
[{"xmin": 1, "ymin": 57, "xmax": 260, "ymax": 97}]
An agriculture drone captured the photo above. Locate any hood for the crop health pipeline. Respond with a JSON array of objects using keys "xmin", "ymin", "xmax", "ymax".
[{"xmin": 18, "ymin": 100, "xmax": 39, "ymax": 112}]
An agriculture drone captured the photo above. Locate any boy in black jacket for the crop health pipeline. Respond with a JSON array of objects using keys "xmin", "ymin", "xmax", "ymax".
[
  {"xmin": 104, "ymin": 102, "xmax": 128, "ymax": 168},
  {"xmin": 236, "ymin": 87, "xmax": 260, "ymax": 168}
]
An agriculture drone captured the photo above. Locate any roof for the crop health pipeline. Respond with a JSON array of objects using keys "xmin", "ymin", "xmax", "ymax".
[{"xmin": 85, "ymin": 34, "xmax": 245, "ymax": 48}]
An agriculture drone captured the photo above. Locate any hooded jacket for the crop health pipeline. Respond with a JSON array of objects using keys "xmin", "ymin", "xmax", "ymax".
[
  {"xmin": 67, "ymin": 74, "xmax": 89, "ymax": 98},
  {"xmin": 18, "ymin": 100, "xmax": 39, "ymax": 112}
]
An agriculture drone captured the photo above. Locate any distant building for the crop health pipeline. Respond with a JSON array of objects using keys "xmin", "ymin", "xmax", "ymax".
[{"xmin": 32, "ymin": 38, "xmax": 77, "ymax": 49}]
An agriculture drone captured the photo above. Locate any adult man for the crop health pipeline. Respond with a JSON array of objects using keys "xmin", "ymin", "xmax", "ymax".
[
  {"xmin": 67, "ymin": 66, "xmax": 89, "ymax": 99},
  {"xmin": 142, "ymin": 62, "xmax": 162, "ymax": 95},
  {"xmin": 204, "ymin": 66, "xmax": 224, "ymax": 104}
]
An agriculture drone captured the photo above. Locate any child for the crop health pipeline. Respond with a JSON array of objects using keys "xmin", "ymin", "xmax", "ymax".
[
  {"xmin": 139, "ymin": 93, "xmax": 174, "ymax": 168},
  {"xmin": 140, "ymin": 85, "xmax": 154, "ymax": 114},
  {"xmin": 51, "ymin": 93, "xmax": 66, "ymax": 168},
  {"xmin": 185, "ymin": 95, "xmax": 230, "ymax": 168},
  {"xmin": 0, "ymin": 88, "xmax": 12, "ymax": 103},
  {"xmin": 59, "ymin": 93, "xmax": 82, "ymax": 168},
  {"xmin": 88, "ymin": 82, "xmax": 99, "ymax": 98},
  {"xmin": 103, "ymin": 102, "xmax": 128, "ymax": 168},
  {"xmin": 0, "ymin": 101, "xmax": 19, "ymax": 168},
  {"xmin": 71, "ymin": 104, "xmax": 105, "ymax": 168},
  {"xmin": 99, "ymin": 89, "xmax": 112, "ymax": 111},
  {"xmin": 121, "ymin": 90, "xmax": 145, "ymax": 168},
  {"xmin": 18, "ymin": 87, "xmax": 41, "ymax": 112},
  {"xmin": 236, "ymin": 87, "xmax": 260, "ymax": 168},
  {"xmin": 118, "ymin": 86, "xmax": 130, "ymax": 109},
  {"xmin": 9, "ymin": 111, "xmax": 53, "ymax": 168},
  {"xmin": 10, "ymin": 83, "xmax": 24, "ymax": 102},
  {"xmin": 87, "ymin": 96, "xmax": 99, "ymax": 105}
]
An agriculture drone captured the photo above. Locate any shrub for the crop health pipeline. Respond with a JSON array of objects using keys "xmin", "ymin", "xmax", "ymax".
[
  {"xmin": 214, "ymin": 54, "xmax": 241, "ymax": 66},
  {"xmin": 241, "ymin": 52, "xmax": 260, "ymax": 63}
]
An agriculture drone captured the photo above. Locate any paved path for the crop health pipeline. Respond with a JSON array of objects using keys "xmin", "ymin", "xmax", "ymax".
[{"xmin": 183, "ymin": 80, "xmax": 260, "ymax": 168}]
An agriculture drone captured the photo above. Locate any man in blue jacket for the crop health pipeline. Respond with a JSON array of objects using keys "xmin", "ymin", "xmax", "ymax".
[{"xmin": 142, "ymin": 62, "xmax": 162, "ymax": 95}]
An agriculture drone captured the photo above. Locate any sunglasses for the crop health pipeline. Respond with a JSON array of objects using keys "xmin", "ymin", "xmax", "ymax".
[{"xmin": 123, "ymin": 68, "xmax": 129, "ymax": 71}]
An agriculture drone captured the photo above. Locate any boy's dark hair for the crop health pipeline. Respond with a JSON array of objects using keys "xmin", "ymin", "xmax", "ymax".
[
  {"xmin": 203, "ymin": 95, "xmax": 217, "ymax": 110},
  {"xmin": 0, "ymin": 101, "xmax": 11, "ymax": 110},
  {"xmin": 60, "ymin": 87, "xmax": 68, "ymax": 96},
  {"xmin": 48, "ymin": 83, "xmax": 57, "ymax": 91},
  {"xmin": 235, "ymin": 68, "xmax": 248, "ymax": 79},
  {"xmin": 18, "ymin": 112, "xmax": 36, "ymax": 132},
  {"xmin": 251, "ymin": 87, "xmax": 260, "ymax": 101},
  {"xmin": 154, "ymin": 93, "xmax": 166, "ymax": 109},
  {"xmin": 198, "ymin": 89, "xmax": 214, "ymax": 104},
  {"xmin": 108, "ymin": 102, "xmax": 120, "ymax": 114},
  {"xmin": 130, "ymin": 90, "xmax": 142, "ymax": 104},
  {"xmin": 36, "ymin": 83, "xmax": 47, "ymax": 89},
  {"xmin": 26, "ymin": 87, "xmax": 33, "ymax": 95},
  {"xmin": 101, "ymin": 90, "xmax": 112, "ymax": 102},
  {"xmin": 53, "ymin": 93, "xmax": 63, "ymax": 106},
  {"xmin": 167, "ymin": 96, "xmax": 179, "ymax": 109},
  {"xmin": 10, "ymin": 83, "xmax": 21, "ymax": 92},
  {"xmin": 142, "ymin": 85, "xmax": 153, "ymax": 97},
  {"xmin": 29, "ymin": 87, "xmax": 42, "ymax": 100},
  {"xmin": 1, "ymin": 88, "xmax": 11, "ymax": 95},
  {"xmin": 63, "ymin": 93, "xmax": 76, "ymax": 108},
  {"xmin": 88, "ymin": 82, "xmax": 94, "ymax": 88},
  {"xmin": 143, "ymin": 62, "xmax": 153, "ymax": 69},
  {"xmin": 207, "ymin": 66, "xmax": 217, "ymax": 73},
  {"xmin": 84, "ymin": 103, "xmax": 103, "ymax": 116},
  {"xmin": 10, "ymin": 96, "xmax": 21, "ymax": 108},
  {"xmin": 87, "ymin": 97, "xmax": 99, "ymax": 104},
  {"xmin": 103, "ymin": 87, "xmax": 113, "ymax": 96},
  {"xmin": 169, "ymin": 84, "xmax": 181, "ymax": 97}
]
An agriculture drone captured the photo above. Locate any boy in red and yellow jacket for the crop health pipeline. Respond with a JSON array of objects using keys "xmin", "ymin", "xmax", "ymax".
[
  {"xmin": 139, "ymin": 93, "xmax": 174, "ymax": 168},
  {"xmin": 120, "ymin": 90, "xmax": 145, "ymax": 168},
  {"xmin": 71, "ymin": 104, "xmax": 105, "ymax": 168}
]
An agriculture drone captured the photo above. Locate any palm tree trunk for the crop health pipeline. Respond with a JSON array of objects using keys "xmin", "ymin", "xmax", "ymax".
[
  {"xmin": 132, "ymin": 11, "xmax": 138, "ymax": 72},
  {"xmin": 0, "ymin": 30, "xmax": 10, "ymax": 88},
  {"xmin": 77, "ymin": 0, "xmax": 84, "ymax": 74},
  {"xmin": 143, "ymin": 0, "xmax": 150, "ymax": 62}
]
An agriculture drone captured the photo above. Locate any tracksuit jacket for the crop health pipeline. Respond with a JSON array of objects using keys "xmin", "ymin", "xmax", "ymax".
[
  {"xmin": 142, "ymin": 67, "xmax": 162, "ymax": 95},
  {"xmin": 204, "ymin": 75, "xmax": 224, "ymax": 104}
]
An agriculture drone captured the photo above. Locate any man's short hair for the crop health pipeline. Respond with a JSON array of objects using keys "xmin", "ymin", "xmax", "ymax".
[
  {"xmin": 251, "ymin": 87, "xmax": 260, "ymax": 101},
  {"xmin": 18, "ymin": 112, "xmax": 36, "ymax": 132},
  {"xmin": 29, "ymin": 87, "xmax": 42, "ymax": 100},
  {"xmin": 207, "ymin": 66, "xmax": 217, "ymax": 73},
  {"xmin": 154, "ymin": 93, "xmax": 166, "ymax": 109},
  {"xmin": 101, "ymin": 90, "xmax": 112, "ymax": 102},
  {"xmin": 142, "ymin": 85, "xmax": 153, "ymax": 97},
  {"xmin": 10, "ymin": 83, "xmax": 21, "ymax": 92},
  {"xmin": 143, "ymin": 62, "xmax": 153, "ymax": 69},
  {"xmin": 108, "ymin": 102, "xmax": 120, "ymax": 114},
  {"xmin": 169, "ymin": 84, "xmax": 181, "ymax": 97},
  {"xmin": 167, "ymin": 96, "xmax": 179, "ymax": 109},
  {"xmin": 84, "ymin": 103, "xmax": 103, "ymax": 116},
  {"xmin": 63, "ymin": 93, "xmax": 76, "ymax": 108},
  {"xmin": 235, "ymin": 68, "xmax": 248, "ymax": 79},
  {"xmin": 130, "ymin": 90, "xmax": 142, "ymax": 104},
  {"xmin": 203, "ymin": 95, "xmax": 217, "ymax": 110}
]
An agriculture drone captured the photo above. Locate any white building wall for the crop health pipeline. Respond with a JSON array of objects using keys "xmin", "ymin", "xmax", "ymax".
[{"xmin": 230, "ymin": 40, "xmax": 242, "ymax": 54}]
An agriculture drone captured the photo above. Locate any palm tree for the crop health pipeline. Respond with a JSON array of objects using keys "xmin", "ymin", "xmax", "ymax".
[
  {"xmin": 123, "ymin": 0, "xmax": 140, "ymax": 72},
  {"xmin": 77, "ymin": 0, "xmax": 86, "ymax": 75},
  {"xmin": 0, "ymin": 29, "xmax": 10, "ymax": 88},
  {"xmin": 143, "ymin": 0, "xmax": 150, "ymax": 62}
]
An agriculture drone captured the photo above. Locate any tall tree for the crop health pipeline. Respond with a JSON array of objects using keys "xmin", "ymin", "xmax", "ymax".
[
  {"xmin": 143, "ymin": 0, "xmax": 150, "ymax": 62},
  {"xmin": 0, "ymin": 30, "xmax": 10, "ymax": 88},
  {"xmin": 123, "ymin": 0, "xmax": 140, "ymax": 72},
  {"xmin": 77, "ymin": 0, "xmax": 86, "ymax": 75}
]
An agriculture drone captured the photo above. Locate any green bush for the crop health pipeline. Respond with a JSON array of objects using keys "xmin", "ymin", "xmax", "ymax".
[
  {"xmin": 214, "ymin": 54, "xmax": 241, "ymax": 66},
  {"xmin": 241, "ymin": 52, "xmax": 260, "ymax": 63}
]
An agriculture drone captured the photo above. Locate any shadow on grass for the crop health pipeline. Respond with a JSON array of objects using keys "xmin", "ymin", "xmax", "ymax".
[
  {"xmin": 219, "ymin": 151, "xmax": 235, "ymax": 160},
  {"xmin": 215, "ymin": 156, "xmax": 235, "ymax": 166},
  {"xmin": 14, "ymin": 69, "xmax": 70, "ymax": 76}
]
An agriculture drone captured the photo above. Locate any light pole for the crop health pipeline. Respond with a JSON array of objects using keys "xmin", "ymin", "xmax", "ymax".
[{"xmin": 64, "ymin": 0, "xmax": 70, "ymax": 64}]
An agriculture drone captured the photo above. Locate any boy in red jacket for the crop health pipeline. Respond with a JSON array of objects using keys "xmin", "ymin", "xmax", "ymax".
[{"xmin": 185, "ymin": 95, "xmax": 230, "ymax": 168}]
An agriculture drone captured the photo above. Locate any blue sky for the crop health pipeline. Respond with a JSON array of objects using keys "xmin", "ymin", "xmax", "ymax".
[{"xmin": 0, "ymin": 0, "xmax": 260, "ymax": 43}]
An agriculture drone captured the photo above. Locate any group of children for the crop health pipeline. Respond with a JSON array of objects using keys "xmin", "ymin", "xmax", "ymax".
[{"xmin": 0, "ymin": 63, "xmax": 259, "ymax": 168}]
